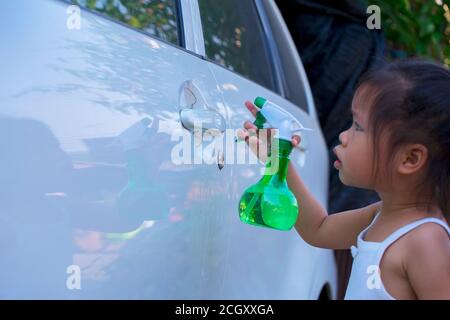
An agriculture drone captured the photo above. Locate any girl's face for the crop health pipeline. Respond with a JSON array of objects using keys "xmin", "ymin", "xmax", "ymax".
[{"xmin": 333, "ymin": 87, "xmax": 386, "ymax": 189}]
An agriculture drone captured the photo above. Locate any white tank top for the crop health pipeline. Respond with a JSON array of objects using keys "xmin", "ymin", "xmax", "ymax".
[{"xmin": 344, "ymin": 212, "xmax": 450, "ymax": 300}]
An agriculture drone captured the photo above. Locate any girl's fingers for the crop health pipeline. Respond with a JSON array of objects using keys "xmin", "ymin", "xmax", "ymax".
[
  {"xmin": 248, "ymin": 136, "xmax": 267, "ymax": 163},
  {"xmin": 236, "ymin": 127, "xmax": 257, "ymax": 145},
  {"xmin": 236, "ymin": 129, "xmax": 248, "ymax": 141},
  {"xmin": 244, "ymin": 120, "xmax": 257, "ymax": 130},
  {"xmin": 247, "ymin": 135, "xmax": 259, "ymax": 154},
  {"xmin": 292, "ymin": 135, "xmax": 301, "ymax": 147},
  {"xmin": 237, "ymin": 127, "xmax": 268, "ymax": 162},
  {"xmin": 244, "ymin": 101, "xmax": 259, "ymax": 117},
  {"xmin": 240, "ymin": 127, "xmax": 301, "ymax": 148}
]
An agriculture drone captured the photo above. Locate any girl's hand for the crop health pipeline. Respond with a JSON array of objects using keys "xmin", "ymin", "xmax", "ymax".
[{"xmin": 236, "ymin": 100, "xmax": 301, "ymax": 163}]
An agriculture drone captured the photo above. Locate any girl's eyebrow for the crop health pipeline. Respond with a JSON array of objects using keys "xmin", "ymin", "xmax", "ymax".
[{"xmin": 351, "ymin": 109, "xmax": 360, "ymax": 119}]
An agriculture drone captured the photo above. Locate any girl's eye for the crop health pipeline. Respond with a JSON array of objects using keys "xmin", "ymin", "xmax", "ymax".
[{"xmin": 353, "ymin": 121, "xmax": 363, "ymax": 131}]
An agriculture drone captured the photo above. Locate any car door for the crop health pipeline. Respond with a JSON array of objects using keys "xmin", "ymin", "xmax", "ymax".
[
  {"xmin": 196, "ymin": 0, "xmax": 335, "ymax": 299},
  {"xmin": 0, "ymin": 0, "xmax": 232, "ymax": 299}
]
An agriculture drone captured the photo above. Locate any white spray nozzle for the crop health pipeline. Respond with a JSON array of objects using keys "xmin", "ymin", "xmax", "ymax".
[{"xmin": 257, "ymin": 99, "xmax": 312, "ymax": 141}]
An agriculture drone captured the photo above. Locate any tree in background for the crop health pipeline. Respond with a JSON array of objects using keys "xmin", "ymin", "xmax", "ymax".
[
  {"xmin": 71, "ymin": 0, "xmax": 179, "ymax": 45},
  {"xmin": 366, "ymin": 0, "xmax": 450, "ymax": 66}
]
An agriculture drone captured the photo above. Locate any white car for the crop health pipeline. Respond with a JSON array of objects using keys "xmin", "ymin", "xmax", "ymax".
[{"xmin": 0, "ymin": 0, "xmax": 336, "ymax": 299}]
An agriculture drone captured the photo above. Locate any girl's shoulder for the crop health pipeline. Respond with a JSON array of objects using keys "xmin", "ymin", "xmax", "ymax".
[
  {"xmin": 400, "ymin": 217, "xmax": 450, "ymax": 299},
  {"xmin": 404, "ymin": 217, "xmax": 450, "ymax": 249}
]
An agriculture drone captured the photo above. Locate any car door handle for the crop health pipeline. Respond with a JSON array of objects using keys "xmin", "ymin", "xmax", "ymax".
[{"xmin": 178, "ymin": 80, "xmax": 226, "ymax": 135}]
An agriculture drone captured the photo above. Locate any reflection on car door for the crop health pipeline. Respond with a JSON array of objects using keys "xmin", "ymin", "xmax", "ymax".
[{"xmin": 0, "ymin": 0, "xmax": 231, "ymax": 298}]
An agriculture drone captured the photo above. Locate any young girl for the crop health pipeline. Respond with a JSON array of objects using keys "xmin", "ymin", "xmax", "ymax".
[{"xmin": 238, "ymin": 60, "xmax": 450, "ymax": 300}]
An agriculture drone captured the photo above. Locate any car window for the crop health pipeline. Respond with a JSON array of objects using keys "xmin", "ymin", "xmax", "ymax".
[
  {"xmin": 71, "ymin": 0, "xmax": 181, "ymax": 46},
  {"xmin": 198, "ymin": 0, "xmax": 276, "ymax": 92}
]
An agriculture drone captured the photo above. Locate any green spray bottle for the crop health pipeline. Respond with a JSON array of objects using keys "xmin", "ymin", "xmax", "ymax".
[{"xmin": 238, "ymin": 97, "xmax": 312, "ymax": 231}]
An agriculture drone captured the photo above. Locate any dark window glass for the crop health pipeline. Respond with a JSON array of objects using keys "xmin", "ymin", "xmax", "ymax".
[
  {"xmin": 72, "ymin": 0, "xmax": 180, "ymax": 46},
  {"xmin": 198, "ymin": 0, "xmax": 276, "ymax": 91}
]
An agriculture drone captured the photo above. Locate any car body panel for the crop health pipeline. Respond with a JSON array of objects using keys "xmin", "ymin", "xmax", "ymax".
[
  {"xmin": 0, "ymin": 0, "xmax": 231, "ymax": 299},
  {"xmin": 0, "ymin": 0, "xmax": 336, "ymax": 299}
]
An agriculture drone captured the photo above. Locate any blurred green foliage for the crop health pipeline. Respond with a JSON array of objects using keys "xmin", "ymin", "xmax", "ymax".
[
  {"xmin": 365, "ymin": 0, "xmax": 450, "ymax": 66},
  {"xmin": 71, "ymin": 0, "xmax": 450, "ymax": 68}
]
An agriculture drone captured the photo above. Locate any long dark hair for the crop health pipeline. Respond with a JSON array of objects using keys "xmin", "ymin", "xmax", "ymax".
[{"xmin": 355, "ymin": 59, "xmax": 450, "ymax": 221}]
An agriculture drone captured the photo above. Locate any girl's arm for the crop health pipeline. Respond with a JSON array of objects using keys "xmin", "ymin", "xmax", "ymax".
[
  {"xmin": 240, "ymin": 100, "xmax": 381, "ymax": 250},
  {"xmin": 287, "ymin": 162, "xmax": 381, "ymax": 249}
]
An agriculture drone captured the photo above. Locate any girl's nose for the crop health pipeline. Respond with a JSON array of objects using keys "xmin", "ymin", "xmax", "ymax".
[{"xmin": 339, "ymin": 130, "xmax": 348, "ymax": 147}]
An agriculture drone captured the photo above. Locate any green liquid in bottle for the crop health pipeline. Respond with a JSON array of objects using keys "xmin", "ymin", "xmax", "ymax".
[
  {"xmin": 238, "ymin": 139, "xmax": 299, "ymax": 231},
  {"xmin": 238, "ymin": 158, "xmax": 273, "ymax": 227}
]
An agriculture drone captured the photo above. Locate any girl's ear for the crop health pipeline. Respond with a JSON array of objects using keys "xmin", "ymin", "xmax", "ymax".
[{"xmin": 397, "ymin": 144, "xmax": 429, "ymax": 175}]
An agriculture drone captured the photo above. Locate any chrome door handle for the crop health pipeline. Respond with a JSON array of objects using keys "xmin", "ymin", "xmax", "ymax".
[{"xmin": 178, "ymin": 80, "xmax": 226, "ymax": 135}]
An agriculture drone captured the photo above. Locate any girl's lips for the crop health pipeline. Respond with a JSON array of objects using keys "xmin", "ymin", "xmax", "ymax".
[
  {"xmin": 333, "ymin": 146, "xmax": 342, "ymax": 169},
  {"xmin": 334, "ymin": 159, "xmax": 342, "ymax": 169}
]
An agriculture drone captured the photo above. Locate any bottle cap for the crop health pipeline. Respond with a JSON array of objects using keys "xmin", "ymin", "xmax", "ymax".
[{"xmin": 254, "ymin": 97, "xmax": 267, "ymax": 108}]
